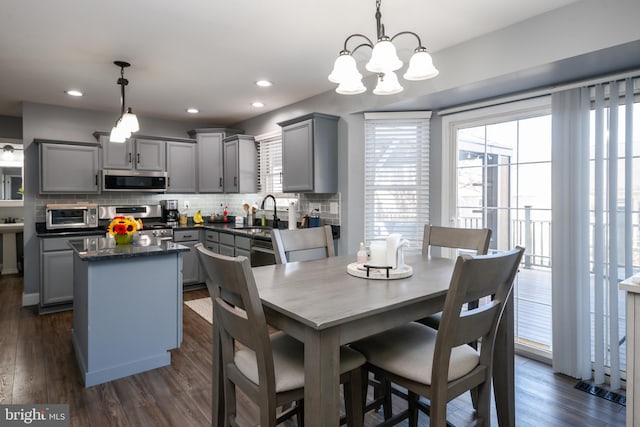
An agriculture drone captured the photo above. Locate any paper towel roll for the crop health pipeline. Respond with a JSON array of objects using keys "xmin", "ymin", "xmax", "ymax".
[
  {"xmin": 288, "ymin": 202, "xmax": 296, "ymax": 230},
  {"xmin": 386, "ymin": 234, "xmax": 401, "ymax": 269}
]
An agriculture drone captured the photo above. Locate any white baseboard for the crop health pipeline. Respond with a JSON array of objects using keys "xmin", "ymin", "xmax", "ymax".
[{"xmin": 22, "ymin": 292, "xmax": 39, "ymax": 307}]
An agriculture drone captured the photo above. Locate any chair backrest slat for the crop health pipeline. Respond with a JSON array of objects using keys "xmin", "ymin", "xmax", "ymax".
[
  {"xmin": 423, "ymin": 225, "xmax": 491, "ymax": 257},
  {"xmin": 271, "ymin": 226, "xmax": 335, "ymax": 264}
]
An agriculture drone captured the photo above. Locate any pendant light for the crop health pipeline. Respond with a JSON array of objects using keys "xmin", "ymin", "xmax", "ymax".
[
  {"xmin": 109, "ymin": 61, "xmax": 140, "ymax": 143},
  {"xmin": 328, "ymin": 0, "xmax": 439, "ymax": 95}
]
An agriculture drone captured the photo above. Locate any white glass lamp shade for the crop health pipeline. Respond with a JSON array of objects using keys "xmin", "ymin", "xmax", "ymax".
[
  {"xmin": 109, "ymin": 123, "xmax": 128, "ymax": 143},
  {"xmin": 403, "ymin": 50, "xmax": 439, "ymax": 81},
  {"xmin": 328, "ymin": 53, "xmax": 361, "ymax": 84},
  {"xmin": 336, "ymin": 76, "xmax": 366, "ymax": 95},
  {"xmin": 366, "ymin": 38, "xmax": 402, "ymax": 73},
  {"xmin": 373, "ymin": 71, "xmax": 403, "ymax": 95},
  {"xmin": 121, "ymin": 108, "xmax": 140, "ymax": 133}
]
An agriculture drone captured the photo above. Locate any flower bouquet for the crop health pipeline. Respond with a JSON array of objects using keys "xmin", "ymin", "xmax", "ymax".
[{"xmin": 108, "ymin": 216, "xmax": 141, "ymax": 245}]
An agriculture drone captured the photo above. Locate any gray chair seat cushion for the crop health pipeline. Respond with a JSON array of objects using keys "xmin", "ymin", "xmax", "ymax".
[
  {"xmin": 235, "ymin": 331, "xmax": 366, "ymax": 393},
  {"xmin": 351, "ymin": 322, "xmax": 479, "ymax": 385}
]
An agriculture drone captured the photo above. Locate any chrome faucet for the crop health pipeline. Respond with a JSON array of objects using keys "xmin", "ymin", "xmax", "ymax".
[{"xmin": 260, "ymin": 194, "xmax": 279, "ymax": 229}]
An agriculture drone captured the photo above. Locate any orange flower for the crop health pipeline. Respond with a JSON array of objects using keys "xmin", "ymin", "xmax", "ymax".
[{"xmin": 108, "ymin": 216, "xmax": 139, "ymax": 236}]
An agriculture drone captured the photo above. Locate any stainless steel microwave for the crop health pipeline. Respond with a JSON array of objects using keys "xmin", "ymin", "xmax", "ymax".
[
  {"xmin": 102, "ymin": 169, "xmax": 168, "ymax": 192},
  {"xmin": 45, "ymin": 203, "xmax": 99, "ymax": 230}
]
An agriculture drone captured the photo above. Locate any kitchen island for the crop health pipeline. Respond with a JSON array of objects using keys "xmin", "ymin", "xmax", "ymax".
[{"xmin": 68, "ymin": 236, "xmax": 190, "ymax": 387}]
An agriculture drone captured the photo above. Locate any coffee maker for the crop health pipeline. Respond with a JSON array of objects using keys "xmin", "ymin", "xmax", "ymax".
[{"xmin": 160, "ymin": 200, "xmax": 180, "ymax": 225}]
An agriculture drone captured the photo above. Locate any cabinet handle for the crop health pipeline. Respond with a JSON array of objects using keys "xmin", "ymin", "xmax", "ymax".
[
  {"xmin": 234, "ymin": 176, "xmax": 238, "ymax": 186},
  {"xmin": 219, "ymin": 177, "xmax": 223, "ymax": 187},
  {"xmin": 129, "ymin": 152, "xmax": 132, "ymax": 163},
  {"xmin": 168, "ymin": 177, "xmax": 171, "ymax": 187},
  {"xmin": 95, "ymin": 174, "xmax": 98, "ymax": 186},
  {"xmin": 137, "ymin": 153, "xmax": 140, "ymax": 164},
  {"xmin": 184, "ymin": 234, "xmax": 192, "ymax": 239}
]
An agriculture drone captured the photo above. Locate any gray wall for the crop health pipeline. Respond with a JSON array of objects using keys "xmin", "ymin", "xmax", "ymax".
[{"xmin": 233, "ymin": 0, "xmax": 640, "ymax": 258}]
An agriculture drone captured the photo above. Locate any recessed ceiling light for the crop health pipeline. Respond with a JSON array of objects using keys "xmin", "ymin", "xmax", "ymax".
[
  {"xmin": 251, "ymin": 101, "xmax": 265, "ymax": 108},
  {"xmin": 255, "ymin": 80, "xmax": 272, "ymax": 87},
  {"xmin": 186, "ymin": 108, "xmax": 199, "ymax": 114},
  {"xmin": 65, "ymin": 90, "xmax": 83, "ymax": 97}
]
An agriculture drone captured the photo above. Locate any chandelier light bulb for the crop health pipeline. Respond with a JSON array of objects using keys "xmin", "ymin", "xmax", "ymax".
[
  {"xmin": 329, "ymin": 53, "xmax": 362, "ymax": 84},
  {"xmin": 336, "ymin": 76, "xmax": 367, "ymax": 95},
  {"xmin": 404, "ymin": 49, "xmax": 439, "ymax": 81},
  {"xmin": 109, "ymin": 122, "xmax": 128, "ymax": 143},
  {"xmin": 373, "ymin": 71, "xmax": 403, "ymax": 95},
  {"xmin": 366, "ymin": 38, "xmax": 403, "ymax": 73}
]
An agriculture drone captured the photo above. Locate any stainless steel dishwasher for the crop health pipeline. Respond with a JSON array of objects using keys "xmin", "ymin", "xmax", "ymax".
[{"xmin": 250, "ymin": 237, "xmax": 276, "ymax": 266}]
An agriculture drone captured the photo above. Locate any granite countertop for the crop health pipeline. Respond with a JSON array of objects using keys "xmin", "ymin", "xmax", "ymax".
[
  {"xmin": 68, "ymin": 236, "xmax": 190, "ymax": 261},
  {"xmin": 174, "ymin": 222, "xmax": 274, "ymax": 241}
]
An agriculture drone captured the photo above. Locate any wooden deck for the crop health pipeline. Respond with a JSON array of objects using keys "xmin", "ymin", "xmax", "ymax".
[{"xmin": 514, "ymin": 266, "xmax": 627, "ymax": 370}]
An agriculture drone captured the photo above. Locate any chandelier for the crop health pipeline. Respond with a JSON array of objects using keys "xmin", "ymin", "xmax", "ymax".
[
  {"xmin": 109, "ymin": 61, "xmax": 140, "ymax": 143},
  {"xmin": 328, "ymin": 0, "xmax": 439, "ymax": 95}
]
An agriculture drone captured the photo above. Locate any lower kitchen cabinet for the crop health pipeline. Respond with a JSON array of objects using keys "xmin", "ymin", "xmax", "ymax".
[
  {"xmin": 219, "ymin": 232, "xmax": 235, "ymax": 257},
  {"xmin": 40, "ymin": 234, "xmax": 103, "ymax": 309},
  {"xmin": 173, "ymin": 229, "xmax": 203, "ymax": 286},
  {"xmin": 204, "ymin": 230, "xmax": 220, "ymax": 253}
]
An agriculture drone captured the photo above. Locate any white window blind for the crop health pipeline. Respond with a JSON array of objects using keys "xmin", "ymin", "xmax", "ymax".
[
  {"xmin": 256, "ymin": 132, "xmax": 283, "ymax": 195},
  {"xmin": 364, "ymin": 112, "xmax": 431, "ymax": 250}
]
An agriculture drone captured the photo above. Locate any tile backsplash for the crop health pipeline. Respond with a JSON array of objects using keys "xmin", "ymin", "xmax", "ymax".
[{"xmin": 34, "ymin": 192, "xmax": 341, "ymax": 226}]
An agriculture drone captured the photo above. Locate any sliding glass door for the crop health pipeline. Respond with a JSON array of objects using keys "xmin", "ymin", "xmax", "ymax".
[{"xmin": 453, "ymin": 105, "xmax": 553, "ymax": 357}]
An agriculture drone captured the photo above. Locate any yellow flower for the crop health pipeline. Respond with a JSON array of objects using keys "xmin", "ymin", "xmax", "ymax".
[{"xmin": 108, "ymin": 216, "xmax": 139, "ymax": 236}]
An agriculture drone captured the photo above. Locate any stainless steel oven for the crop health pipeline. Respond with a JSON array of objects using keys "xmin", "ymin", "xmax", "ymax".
[{"xmin": 45, "ymin": 203, "xmax": 99, "ymax": 230}]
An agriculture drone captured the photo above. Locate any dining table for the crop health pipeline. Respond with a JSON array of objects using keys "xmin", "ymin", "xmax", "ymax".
[{"xmin": 211, "ymin": 253, "xmax": 515, "ymax": 426}]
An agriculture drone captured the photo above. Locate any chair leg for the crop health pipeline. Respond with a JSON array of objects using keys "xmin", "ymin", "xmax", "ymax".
[
  {"xmin": 408, "ymin": 391, "xmax": 419, "ymax": 427},
  {"xmin": 475, "ymin": 381, "xmax": 491, "ymax": 427},
  {"xmin": 296, "ymin": 400, "xmax": 304, "ymax": 427}
]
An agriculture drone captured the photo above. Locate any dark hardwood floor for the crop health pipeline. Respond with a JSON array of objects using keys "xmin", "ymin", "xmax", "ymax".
[{"xmin": 0, "ymin": 275, "xmax": 626, "ymax": 426}]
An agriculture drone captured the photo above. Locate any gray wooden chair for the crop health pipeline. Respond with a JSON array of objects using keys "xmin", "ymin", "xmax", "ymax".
[
  {"xmin": 420, "ymin": 225, "xmax": 492, "ymax": 328},
  {"xmin": 271, "ymin": 225, "xmax": 335, "ymax": 264},
  {"xmin": 195, "ymin": 243, "xmax": 365, "ymax": 426},
  {"xmin": 351, "ymin": 247, "xmax": 524, "ymax": 427}
]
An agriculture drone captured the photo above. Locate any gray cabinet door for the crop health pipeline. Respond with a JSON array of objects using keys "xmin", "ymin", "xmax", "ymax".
[
  {"xmin": 223, "ymin": 135, "xmax": 257, "ymax": 193},
  {"xmin": 41, "ymin": 249, "xmax": 74, "ymax": 305},
  {"xmin": 219, "ymin": 244, "xmax": 235, "ymax": 257},
  {"xmin": 166, "ymin": 142, "xmax": 196, "ymax": 193},
  {"xmin": 282, "ymin": 119, "xmax": 314, "ymax": 192},
  {"xmin": 101, "ymin": 136, "xmax": 133, "ymax": 169},
  {"xmin": 134, "ymin": 139, "xmax": 165, "ymax": 171},
  {"xmin": 39, "ymin": 143, "xmax": 100, "ymax": 193},
  {"xmin": 197, "ymin": 133, "xmax": 224, "ymax": 193},
  {"xmin": 223, "ymin": 139, "xmax": 239, "ymax": 193},
  {"xmin": 180, "ymin": 241, "xmax": 201, "ymax": 284}
]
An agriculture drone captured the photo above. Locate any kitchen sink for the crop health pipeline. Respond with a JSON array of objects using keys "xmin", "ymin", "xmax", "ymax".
[{"xmin": 235, "ymin": 226, "xmax": 272, "ymax": 236}]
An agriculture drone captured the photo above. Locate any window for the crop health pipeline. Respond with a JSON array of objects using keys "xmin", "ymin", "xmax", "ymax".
[
  {"xmin": 364, "ymin": 112, "xmax": 430, "ymax": 250},
  {"xmin": 255, "ymin": 131, "xmax": 283, "ymax": 195}
]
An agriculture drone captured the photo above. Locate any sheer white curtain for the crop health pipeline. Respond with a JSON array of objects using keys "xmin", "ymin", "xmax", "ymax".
[{"xmin": 552, "ymin": 77, "xmax": 638, "ymax": 389}]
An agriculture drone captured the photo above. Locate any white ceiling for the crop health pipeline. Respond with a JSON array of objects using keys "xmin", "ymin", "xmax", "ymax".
[{"xmin": 0, "ymin": 0, "xmax": 581, "ymax": 125}]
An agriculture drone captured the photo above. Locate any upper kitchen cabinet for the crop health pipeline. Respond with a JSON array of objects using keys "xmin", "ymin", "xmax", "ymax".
[
  {"xmin": 188, "ymin": 128, "xmax": 240, "ymax": 193},
  {"xmin": 223, "ymin": 135, "xmax": 257, "ymax": 193},
  {"xmin": 278, "ymin": 113, "xmax": 339, "ymax": 193},
  {"xmin": 166, "ymin": 141, "xmax": 196, "ymax": 193},
  {"xmin": 100, "ymin": 135, "xmax": 165, "ymax": 171},
  {"xmin": 37, "ymin": 139, "xmax": 100, "ymax": 194}
]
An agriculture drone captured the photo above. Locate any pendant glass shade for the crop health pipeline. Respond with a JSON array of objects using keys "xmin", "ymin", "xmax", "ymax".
[
  {"xmin": 109, "ymin": 122, "xmax": 128, "ymax": 143},
  {"xmin": 373, "ymin": 71, "xmax": 403, "ymax": 95},
  {"xmin": 328, "ymin": 53, "xmax": 361, "ymax": 84},
  {"xmin": 366, "ymin": 38, "xmax": 402, "ymax": 73},
  {"xmin": 121, "ymin": 108, "xmax": 140, "ymax": 133},
  {"xmin": 403, "ymin": 49, "xmax": 439, "ymax": 81}
]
